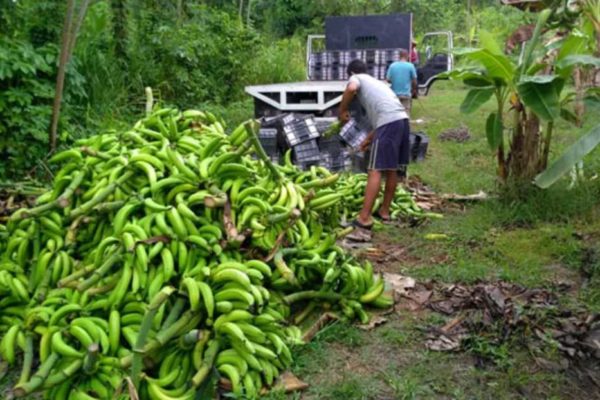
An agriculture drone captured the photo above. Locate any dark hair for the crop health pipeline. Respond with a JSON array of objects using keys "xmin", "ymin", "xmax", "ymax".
[
  {"xmin": 347, "ymin": 59, "xmax": 367, "ymax": 76},
  {"xmin": 399, "ymin": 49, "xmax": 409, "ymax": 59}
]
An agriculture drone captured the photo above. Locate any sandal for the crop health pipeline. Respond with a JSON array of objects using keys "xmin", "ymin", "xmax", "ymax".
[
  {"xmin": 373, "ymin": 210, "xmax": 391, "ymax": 222},
  {"xmin": 352, "ymin": 219, "xmax": 373, "ymax": 231}
]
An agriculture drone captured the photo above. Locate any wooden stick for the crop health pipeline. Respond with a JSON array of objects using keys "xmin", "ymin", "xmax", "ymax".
[{"xmin": 49, "ymin": 0, "xmax": 76, "ymax": 152}]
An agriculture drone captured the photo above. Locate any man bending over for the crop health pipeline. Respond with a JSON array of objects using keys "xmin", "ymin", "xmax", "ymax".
[{"xmin": 339, "ymin": 59, "xmax": 410, "ymax": 230}]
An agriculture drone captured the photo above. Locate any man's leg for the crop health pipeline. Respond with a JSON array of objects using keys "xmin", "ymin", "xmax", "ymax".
[
  {"xmin": 357, "ymin": 169, "xmax": 382, "ymax": 226},
  {"xmin": 379, "ymin": 171, "xmax": 398, "ymax": 219},
  {"xmin": 399, "ymin": 96, "xmax": 412, "ymax": 117}
]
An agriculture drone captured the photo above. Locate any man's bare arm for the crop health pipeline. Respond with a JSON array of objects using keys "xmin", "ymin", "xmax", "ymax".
[
  {"xmin": 338, "ymin": 81, "xmax": 359, "ymax": 123},
  {"xmin": 360, "ymin": 130, "xmax": 376, "ymax": 152}
]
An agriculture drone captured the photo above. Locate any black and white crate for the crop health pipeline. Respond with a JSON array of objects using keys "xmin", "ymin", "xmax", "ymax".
[
  {"xmin": 282, "ymin": 115, "xmax": 320, "ymax": 147},
  {"xmin": 258, "ymin": 128, "xmax": 279, "ymax": 159},
  {"xmin": 292, "ymin": 139, "xmax": 321, "ymax": 163},
  {"xmin": 339, "ymin": 118, "xmax": 369, "ymax": 149}
]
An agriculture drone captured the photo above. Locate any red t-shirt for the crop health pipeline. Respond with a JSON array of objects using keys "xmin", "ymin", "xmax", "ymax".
[{"xmin": 410, "ymin": 48, "xmax": 419, "ymax": 64}]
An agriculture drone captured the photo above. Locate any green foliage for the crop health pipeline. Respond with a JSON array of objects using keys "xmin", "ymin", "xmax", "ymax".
[
  {"xmin": 0, "ymin": 1, "xmax": 63, "ymax": 45},
  {"xmin": 130, "ymin": 6, "xmax": 259, "ymax": 106},
  {"xmin": 245, "ymin": 36, "xmax": 306, "ymax": 85},
  {"xmin": 0, "ymin": 37, "xmax": 84, "ymax": 177},
  {"xmin": 74, "ymin": 1, "xmax": 127, "ymax": 121}
]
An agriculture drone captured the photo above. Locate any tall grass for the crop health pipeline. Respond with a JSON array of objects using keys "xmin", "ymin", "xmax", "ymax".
[{"xmin": 244, "ymin": 36, "xmax": 307, "ymax": 85}]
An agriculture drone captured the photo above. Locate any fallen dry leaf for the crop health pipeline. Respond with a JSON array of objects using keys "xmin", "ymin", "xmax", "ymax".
[
  {"xmin": 358, "ymin": 315, "xmax": 388, "ymax": 331},
  {"xmin": 383, "ymin": 273, "xmax": 416, "ymax": 299},
  {"xmin": 272, "ymin": 372, "xmax": 309, "ymax": 393}
]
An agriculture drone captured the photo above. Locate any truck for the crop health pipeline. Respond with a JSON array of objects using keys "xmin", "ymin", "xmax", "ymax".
[{"xmin": 245, "ymin": 13, "xmax": 454, "ymax": 118}]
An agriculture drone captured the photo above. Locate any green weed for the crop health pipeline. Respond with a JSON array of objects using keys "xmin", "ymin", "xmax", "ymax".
[{"xmin": 313, "ymin": 321, "xmax": 365, "ymax": 347}]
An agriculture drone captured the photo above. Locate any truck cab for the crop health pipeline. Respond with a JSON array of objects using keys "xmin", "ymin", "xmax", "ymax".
[{"xmin": 245, "ymin": 14, "xmax": 453, "ymax": 118}]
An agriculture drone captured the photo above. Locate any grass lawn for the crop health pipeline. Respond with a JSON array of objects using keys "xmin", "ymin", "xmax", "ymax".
[{"xmin": 270, "ymin": 81, "xmax": 600, "ymax": 400}]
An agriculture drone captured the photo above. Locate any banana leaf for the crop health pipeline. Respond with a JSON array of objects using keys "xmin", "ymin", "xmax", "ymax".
[
  {"xmin": 486, "ymin": 112, "xmax": 503, "ymax": 150},
  {"xmin": 460, "ymin": 88, "xmax": 494, "ymax": 114},
  {"xmin": 557, "ymin": 54, "xmax": 600, "ymax": 69},
  {"xmin": 534, "ymin": 124, "xmax": 600, "ymax": 188},
  {"xmin": 454, "ymin": 48, "xmax": 515, "ymax": 82},
  {"xmin": 517, "ymin": 75, "xmax": 563, "ymax": 121},
  {"xmin": 478, "ymin": 30, "xmax": 503, "ymax": 55}
]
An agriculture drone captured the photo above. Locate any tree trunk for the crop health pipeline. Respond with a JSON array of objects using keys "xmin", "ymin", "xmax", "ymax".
[
  {"xmin": 111, "ymin": 0, "xmax": 128, "ymax": 60},
  {"xmin": 574, "ymin": 67, "xmax": 585, "ymax": 127},
  {"xmin": 49, "ymin": 0, "xmax": 76, "ymax": 152},
  {"xmin": 68, "ymin": 0, "xmax": 91, "ymax": 61},
  {"xmin": 507, "ymin": 110, "xmax": 542, "ymax": 183},
  {"xmin": 246, "ymin": 0, "xmax": 252, "ymax": 26},
  {"xmin": 176, "ymin": 0, "xmax": 183, "ymax": 26}
]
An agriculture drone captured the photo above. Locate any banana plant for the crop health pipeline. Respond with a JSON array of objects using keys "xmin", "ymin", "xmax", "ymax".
[
  {"xmin": 445, "ymin": 8, "xmax": 600, "ymax": 184},
  {"xmin": 533, "ymin": 0, "xmax": 600, "ymax": 187}
]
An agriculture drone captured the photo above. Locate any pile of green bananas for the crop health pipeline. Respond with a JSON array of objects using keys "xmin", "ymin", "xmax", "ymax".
[
  {"xmin": 0, "ymin": 108, "xmax": 399, "ymax": 399},
  {"xmin": 334, "ymin": 173, "xmax": 439, "ymax": 223}
]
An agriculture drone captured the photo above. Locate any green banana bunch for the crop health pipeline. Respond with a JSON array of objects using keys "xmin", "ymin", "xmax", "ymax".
[{"xmin": 0, "ymin": 106, "xmax": 429, "ymax": 400}]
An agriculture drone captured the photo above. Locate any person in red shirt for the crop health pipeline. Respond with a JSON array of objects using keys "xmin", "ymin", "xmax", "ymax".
[{"xmin": 410, "ymin": 40, "xmax": 419, "ymax": 65}]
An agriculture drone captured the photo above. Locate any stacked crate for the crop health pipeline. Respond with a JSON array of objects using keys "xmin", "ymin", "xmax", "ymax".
[
  {"xmin": 309, "ymin": 48, "xmax": 403, "ymax": 81},
  {"xmin": 258, "ymin": 114, "xmax": 428, "ymax": 172},
  {"xmin": 257, "ymin": 128, "xmax": 279, "ymax": 163},
  {"xmin": 339, "ymin": 118, "xmax": 370, "ymax": 150},
  {"xmin": 279, "ymin": 115, "xmax": 321, "ymax": 168},
  {"xmin": 409, "ymin": 132, "xmax": 429, "ymax": 162}
]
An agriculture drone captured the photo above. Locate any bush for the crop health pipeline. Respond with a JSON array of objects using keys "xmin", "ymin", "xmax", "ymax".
[
  {"xmin": 129, "ymin": 6, "xmax": 260, "ymax": 107},
  {"xmin": 245, "ymin": 36, "xmax": 307, "ymax": 85},
  {"xmin": 0, "ymin": 38, "xmax": 85, "ymax": 178}
]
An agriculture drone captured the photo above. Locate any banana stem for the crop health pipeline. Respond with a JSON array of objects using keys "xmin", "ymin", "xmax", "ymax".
[
  {"xmin": 204, "ymin": 195, "xmax": 227, "ymax": 208},
  {"xmin": 17, "ymin": 334, "xmax": 34, "ymax": 386},
  {"xmin": 180, "ymin": 329, "xmax": 203, "ymax": 347},
  {"xmin": 294, "ymin": 301, "xmax": 317, "ymax": 325},
  {"xmin": 83, "ymin": 343, "xmax": 100, "ymax": 374},
  {"xmin": 244, "ymin": 120, "xmax": 282, "ymax": 182},
  {"xmin": 265, "ymin": 210, "xmax": 301, "ymax": 262},
  {"xmin": 273, "ymin": 251, "xmax": 299, "ymax": 286},
  {"xmin": 11, "ymin": 169, "xmax": 87, "ymax": 220},
  {"xmin": 132, "ymin": 286, "xmax": 175, "ymax": 388},
  {"xmin": 92, "ymin": 200, "xmax": 126, "ymax": 213},
  {"xmin": 13, "ymin": 352, "xmax": 59, "ymax": 396},
  {"xmin": 86, "ymin": 278, "xmax": 118, "ymax": 295},
  {"xmin": 55, "ymin": 168, "xmax": 88, "ymax": 209},
  {"xmin": 235, "ymin": 140, "xmax": 253, "ymax": 155},
  {"xmin": 40, "ymin": 359, "xmax": 82, "ymax": 390},
  {"xmin": 335, "ymin": 226, "xmax": 354, "ymax": 239},
  {"xmin": 160, "ymin": 297, "xmax": 186, "ymax": 330},
  {"xmin": 284, "ymin": 290, "xmax": 344, "ymax": 304},
  {"xmin": 70, "ymin": 171, "xmax": 134, "ymax": 218},
  {"xmin": 119, "ymin": 309, "xmax": 196, "ymax": 368},
  {"xmin": 80, "ymin": 146, "xmax": 112, "ymax": 160},
  {"xmin": 31, "ymin": 265, "xmax": 53, "ymax": 302},
  {"xmin": 223, "ymin": 199, "xmax": 245, "ymax": 246},
  {"xmin": 191, "ymin": 340, "xmax": 220, "ymax": 387},
  {"xmin": 58, "ymin": 264, "xmax": 95, "ymax": 287},
  {"xmin": 76, "ymin": 253, "xmax": 121, "ymax": 292},
  {"xmin": 152, "ymin": 311, "xmax": 196, "ymax": 347}
]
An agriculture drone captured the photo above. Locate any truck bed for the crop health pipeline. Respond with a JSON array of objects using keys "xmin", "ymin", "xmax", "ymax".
[{"xmin": 245, "ymin": 80, "xmax": 348, "ymax": 116}]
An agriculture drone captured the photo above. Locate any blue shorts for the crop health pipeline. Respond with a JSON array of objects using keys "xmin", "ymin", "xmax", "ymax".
[{"xmin": 367, "ymin": 119, "xmax": 410, "ymax": 174}]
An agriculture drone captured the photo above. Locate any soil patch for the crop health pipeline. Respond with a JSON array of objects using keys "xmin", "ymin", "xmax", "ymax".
[{"xmin": 438, "ymin": 126, "xmax": 471, "ymax": 143}]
